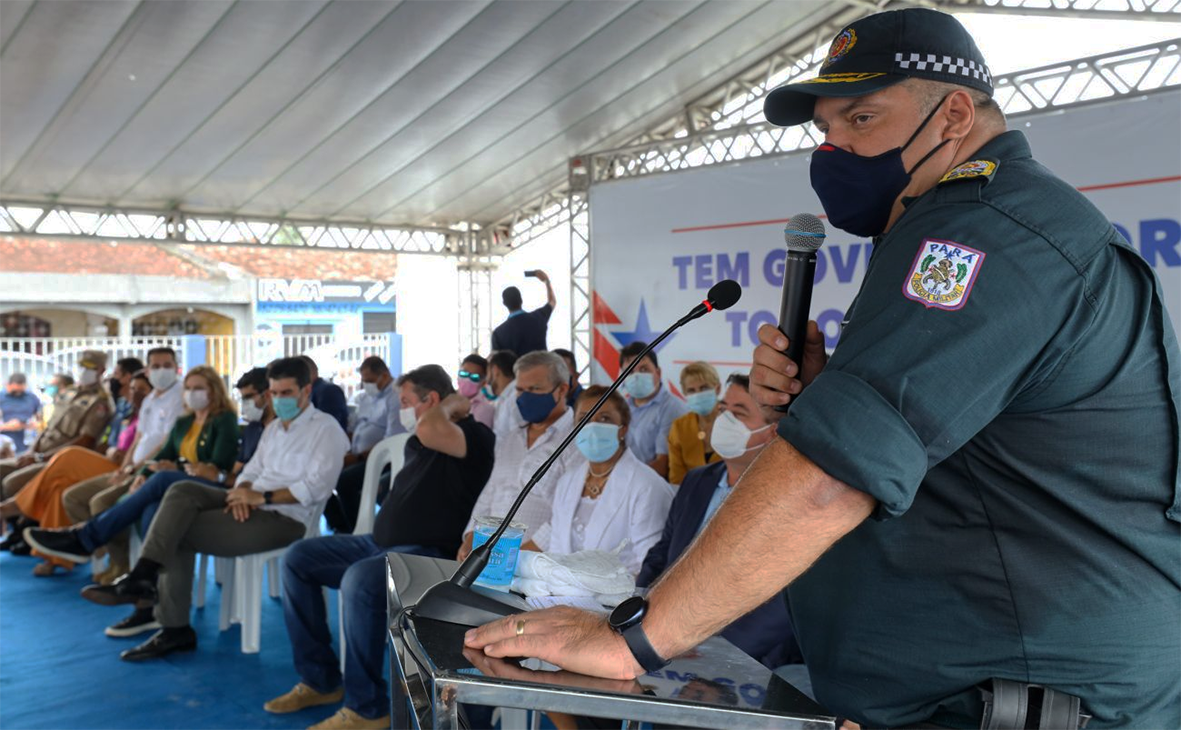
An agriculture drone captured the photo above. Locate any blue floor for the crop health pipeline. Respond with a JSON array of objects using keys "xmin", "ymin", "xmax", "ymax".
[{"xmin": 0, "ymin": 549, "xmax": 345, "ymax": 729}]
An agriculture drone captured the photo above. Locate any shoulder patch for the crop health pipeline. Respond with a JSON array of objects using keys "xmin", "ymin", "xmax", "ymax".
[
  {"xmin": 939, "ymin": 158, "xmax": 998, "ymax": 185},
  {"xmin": 903, "ymin": 238, "xmax": 986, "ymax": 311}
]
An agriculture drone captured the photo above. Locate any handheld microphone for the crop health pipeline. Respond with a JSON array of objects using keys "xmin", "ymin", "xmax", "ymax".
[
  {"xmin": 776, "ymin": 214, "xmax": 826, "ymax": 413},
  {"xmin": 411, "ymin": 279, "xmax": 744, "ymax": 627}
]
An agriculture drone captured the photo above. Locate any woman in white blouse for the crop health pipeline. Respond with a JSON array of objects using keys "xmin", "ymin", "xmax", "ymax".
[{"xmin": 523, "ymin": 385, "xmax": 674, "ymax": 576}]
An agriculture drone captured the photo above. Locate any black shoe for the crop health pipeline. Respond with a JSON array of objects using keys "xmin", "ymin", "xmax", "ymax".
[
  {"xmin": 81, "ymin": 573, "xmax": 157, "ymax": 606},
  {"xmin": 0, "ymin": 528, "xmax": 23, "ymax": 551},
  {"xmin": 120, "ymin": 627, "xmax": 197, "ymax": 662},
  {"xmin": 23, "ymin": 527, "xmax": 91, "ymax": 563},
  {"xmin": 8, "ymin": 539, "xmax": 31, "ymax": 556},
  {"xmin": 105, "ymin": 607, "xmax": 162, "ymax": 638}
]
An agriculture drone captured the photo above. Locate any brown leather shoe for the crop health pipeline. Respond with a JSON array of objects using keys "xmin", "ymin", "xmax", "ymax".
[
  {"xmin": 263, "ymin": 683, "xmax": 344, "ymax": 714},
  {"xmin": 307, "ymin": 708, "xmax": 391, "ymax": 730}
]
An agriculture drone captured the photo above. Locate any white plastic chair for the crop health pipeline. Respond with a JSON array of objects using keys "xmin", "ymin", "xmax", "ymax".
[
  {"xmin": 337, "ymin": 433, "xmax": 409, "ymax": 669},
  {"xmin": 218, "ymin": 506, "xmax": 325, "ymax": 654}
]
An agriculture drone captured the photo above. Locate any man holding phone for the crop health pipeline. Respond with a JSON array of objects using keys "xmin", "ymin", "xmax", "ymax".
[{"xmin": 492, "ymin": 270, "xmax": 556, "ymax": 357}]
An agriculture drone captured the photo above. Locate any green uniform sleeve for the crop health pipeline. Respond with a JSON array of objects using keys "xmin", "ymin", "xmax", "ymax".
[{"xmin": 779, "ymin": 201, "xmax": 1097, "ymax": 519}]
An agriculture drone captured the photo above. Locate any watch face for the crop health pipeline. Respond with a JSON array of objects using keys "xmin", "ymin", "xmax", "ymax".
[{"xmin": 609, "ymin": 595, "xmax": 646, "ymax": 631}]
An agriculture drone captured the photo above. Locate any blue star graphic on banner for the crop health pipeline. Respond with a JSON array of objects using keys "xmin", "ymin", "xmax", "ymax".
[{"xmin": 612, "ymin": 300, "xmax": 674, "ymax": 352}]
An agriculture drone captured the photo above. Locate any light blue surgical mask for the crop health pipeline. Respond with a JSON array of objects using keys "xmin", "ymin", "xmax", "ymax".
[
  {"xmin": 575, "ymin": 422, "xmax": 622, "ymax": 463},
  {"xmin": 686, "ymin": 390, "xmax": 718, "ymax": 416},
  {"xmin": 273, "ymin": 396, "xmax": 302, "ymax": 422},
  {"xmin": 623, "ymin": 372, "xmax": 657, "ymax": 400}
]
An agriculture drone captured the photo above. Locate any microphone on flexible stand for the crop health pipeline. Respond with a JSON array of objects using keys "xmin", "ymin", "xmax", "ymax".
[
  {"xmin": 775, "ymin": 213, "xmax": 826, "ymax": 413},
  {"xmin": 411, "ymin": 279, "xmax": 744, "ymax": 627}
]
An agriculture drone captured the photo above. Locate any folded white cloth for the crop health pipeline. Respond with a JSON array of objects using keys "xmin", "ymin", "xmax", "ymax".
[{"xmin": 511, "ymin": 545, "xmax": 635, "ymax": 605}]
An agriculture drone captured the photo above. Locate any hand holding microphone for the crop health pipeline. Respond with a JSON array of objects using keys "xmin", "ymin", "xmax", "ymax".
[{"xmin": 749, "ymin": 213, "xmax": 829, "ymax": 414}]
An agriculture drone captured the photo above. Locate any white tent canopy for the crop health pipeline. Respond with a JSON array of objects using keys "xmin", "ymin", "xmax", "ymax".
[{"xmin": 0, "ymin": 0, "xmax": 846, "ymax": 228}]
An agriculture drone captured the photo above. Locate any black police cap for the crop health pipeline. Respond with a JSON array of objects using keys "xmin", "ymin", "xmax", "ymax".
[{"xmin": 764, "ymin": 8, "xmax": 993, "ymax": 127}]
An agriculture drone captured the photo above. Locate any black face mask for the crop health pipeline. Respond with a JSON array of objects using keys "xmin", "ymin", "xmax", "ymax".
[
  {"xmin": 108, "ymin": 378, "xmax": 122, "ymax": 400},
  {"xmin": 809, "ymin": 95, "xmax": 951, "ymax": 237}
]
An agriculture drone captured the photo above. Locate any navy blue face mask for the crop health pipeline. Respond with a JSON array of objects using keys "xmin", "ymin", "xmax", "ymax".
[
  {"xmin": 517, "ymin": 388, "xmax": 559, "ymax": 424},
  {"xmin": 810, "ymin": 96, "xmax": 951, "ymax": 238}
]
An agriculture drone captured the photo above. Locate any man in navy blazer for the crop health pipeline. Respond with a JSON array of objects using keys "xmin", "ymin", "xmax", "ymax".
[{"xmin": 637, "ymin": 374, "xmax": 804, "ymax": 670}]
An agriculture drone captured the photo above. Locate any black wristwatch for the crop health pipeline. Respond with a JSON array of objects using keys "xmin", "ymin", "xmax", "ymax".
[
  {"xmin": 263, "ymin": 491, "xmax": 274, "ymax": 505},
  {"xmin": 609, "ymin": 596, "xmax": 668, "ymax": 673}
]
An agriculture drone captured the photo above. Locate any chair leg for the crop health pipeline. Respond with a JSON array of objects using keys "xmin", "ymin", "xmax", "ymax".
[
  {"xmin": 218, "ymin": 559, "xmax": 236, "ymax": 631},
  {"xmin": 242, "ymin": 555, "xmax": 263, "ymax": 654},
  {"xmin": 267, "ymin": 554, "xmax": 281, "ymax": 598},
  {"xmin": 195, "ymin": 554, "xmax": 207, "ymax": 609}
]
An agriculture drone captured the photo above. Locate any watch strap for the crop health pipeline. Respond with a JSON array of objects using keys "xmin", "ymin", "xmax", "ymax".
[
  {"xmin": 621, "ymin": 621, "xmax": 668, "ymax": 673},
  {"xmin": 263, "ymin": 490, "xmax": 274, "ymax": 505}
]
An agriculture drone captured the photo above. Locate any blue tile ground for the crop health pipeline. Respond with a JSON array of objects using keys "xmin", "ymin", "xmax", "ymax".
[{"xmin": 0, "ymin": 549, "xmax": 343, "ymax": 729}]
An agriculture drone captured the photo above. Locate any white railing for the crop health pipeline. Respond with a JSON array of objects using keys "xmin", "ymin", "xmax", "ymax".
[
  {"xmin": 0, "ymin": 336, "xmax": 186, "ymax": 392},
  {"xmin": 0, "ymin": 333, "xmax": 392, "ymax": 402},
  {"xmin": 203, "ymin": 333, "xmax": 392, "ymax": 400}
]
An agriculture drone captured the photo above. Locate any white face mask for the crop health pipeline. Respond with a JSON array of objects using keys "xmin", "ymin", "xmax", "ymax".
[
  {"xmin": 399, "ymin": 405, "xmax": 419, "ymax": 435},
  {"xmin": 240, "ymin": 398, "xmax": 264, "ymax": 423},
  {"xmin": 148, "ymin": 368, "xmax": 178, "ymax": 391},
  {"xmin": 184, "ymin": 388, "xmax": 210, "ymax": 411},
  {"xmin": 362, "ymin": 382, "xmax": 379, "ymax": 398},
  {"xmin": 78, "ymin": 368, "xmax": 100, "ymax": 387},
  {"xmin": 710, "ymin": 410, "xmax": 773, "ymax": 459}
]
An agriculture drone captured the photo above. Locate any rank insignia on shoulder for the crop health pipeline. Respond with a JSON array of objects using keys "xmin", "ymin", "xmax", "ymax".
[
  {"xmin": 903, "ymin": 238, "xmax": 985, "ymax": 311},
  {"xmin": 939, "ymin": 158, "xmax": 997, "ymax": 185}
]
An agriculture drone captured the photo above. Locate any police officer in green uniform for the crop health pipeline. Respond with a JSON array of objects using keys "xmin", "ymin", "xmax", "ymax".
[{"xmin": 464, "ymin": 9, "xmax": 1180, "ymax": 729}]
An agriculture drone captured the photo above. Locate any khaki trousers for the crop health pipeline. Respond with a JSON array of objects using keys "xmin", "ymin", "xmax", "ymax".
[
  {"xmin": 0, "ymin": 460, "xmax": 46, "ymax": 500},
  {"xmin": 141, "ymin": 481, "xmax": 306, "ymax": 627},
  {"xmin": 63, "ymin": 474, "xmax": 133, "ymax": 567}
]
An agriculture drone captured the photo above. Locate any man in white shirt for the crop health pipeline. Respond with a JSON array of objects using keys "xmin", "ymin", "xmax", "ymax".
[
  {"xmin": 326, "ymin": 356, "xmax": 397, "ymax": 533},
  {"xmin": 78, "ymin": 356, "xmax": 349, "ymax": 662},
  {"xmin": 457, "ymin": 351, "xmax": 583, "ymax": 560}
]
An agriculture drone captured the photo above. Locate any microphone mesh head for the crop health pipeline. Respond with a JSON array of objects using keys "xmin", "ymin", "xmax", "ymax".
[{"xmin": 784, "ymin": 213, "xmax": 826, "ymax": 252}]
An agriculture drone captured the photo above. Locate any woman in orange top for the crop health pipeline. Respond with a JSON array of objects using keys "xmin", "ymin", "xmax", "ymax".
[{"xmin": 666, "ymin": 361, "xmax": 724, "ymax": 485}]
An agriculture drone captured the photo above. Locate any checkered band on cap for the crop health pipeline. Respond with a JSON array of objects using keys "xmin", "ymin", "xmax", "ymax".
[{"xmin": 894, "ymin": 52, "xmax": 992, "ymax": 84}]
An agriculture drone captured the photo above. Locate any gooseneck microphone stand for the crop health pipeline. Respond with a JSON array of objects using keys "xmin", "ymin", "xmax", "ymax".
[{"xmin": 411, "ymin": 280, "xmax": 743, "ymax": 628}]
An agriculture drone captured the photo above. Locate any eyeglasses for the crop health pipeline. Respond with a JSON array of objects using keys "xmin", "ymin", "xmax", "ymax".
[{"xmin": 458, "ymin": 370, "xmax": 482, "ymax": 383}]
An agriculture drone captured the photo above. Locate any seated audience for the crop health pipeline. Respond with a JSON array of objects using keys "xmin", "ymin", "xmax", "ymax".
[
  {"xmin": 37, "ymin": 373, "xmax": 75, "ymax": 431},
  {"xmin": 485, "ymin": 349, "xmax": 521, "ymax": 437},
  {"xmin": 62, "ymin": 371, "xmax": 151, "ymax": 583},
  {"xmin": 29, "ymin": 368, "xmax": 270, "ymax": 633},
  {"xmin": 1, "ymin": 372, "xmax": 42, "ymax": 455},
  {"xmin": 28, "ymin": 348, "xmax": 183, "ymax": 568},
  {"xmin": 524, "ymin": 386, "xmax": 672, "ymax": 575},
  {"xmin": 667, "ymin": 361, "xmax": 724, "ymax": 485},
  {"xmin": 300, "ymin": 355, "xmax": 349, "ymax": 432},
  {"xmin": 21, "ymin": 365, "xmax": 238, "ymax": 576},
  {"xmin": 65, "ymin": 357, "xmax": 347, "ymax": 661},
  {"xmin": 265, "ymin": 364, "xmax": 496, "ymax": 730},
  {"xmin": 0, "ymin": 351, "xmax": 113, "ymax": 554},
  {"xmin": 618, "ymin": 342, "xmax": 688, "ymax": 480},
  {"xmin": 325, "ymin": 356, "xmax": 396, "ymax": 533},
  {"xmin": 457, "ymin": 354, "xmax": 492, "ymax": 429},
  {"xmin": 0, "ymin": 358, "xmax": 111, "ymax": 507},
  {"xmin": 552, "ymin": 348, "xmax": 583, "ymax": 406},
  {"xmin": 637, "ymin": 374, "xmax": 803, "ymax": 669},
  {"xmin": 104, "ymin": 357, "xmax": 144, "ymax": 450},
  {"xmin": 458, "ymin": 350, "xmax": 579, "ymax": 560}
]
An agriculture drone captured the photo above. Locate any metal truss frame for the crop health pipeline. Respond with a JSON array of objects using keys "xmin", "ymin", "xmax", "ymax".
[
  {"xmin": 0, "ymin": 199, "xmax": 461, "ymax": 256},
  {"xmin": 551, "ymin": 20, "xmax": 1180, "ymax": 373}
]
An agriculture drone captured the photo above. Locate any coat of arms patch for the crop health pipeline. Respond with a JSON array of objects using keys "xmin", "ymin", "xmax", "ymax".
[{"xmin": 903, "ymin": 239, "xmax": 985, "ymax": 311}]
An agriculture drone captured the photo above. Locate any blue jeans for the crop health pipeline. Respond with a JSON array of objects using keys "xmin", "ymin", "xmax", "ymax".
[
  {"xmin": 76, "ymin": 471, "xmax": 220, "ymax": 552},
  {"xmin": 281, "ymin": 534, "xmax": 447, "ymax": 720}
]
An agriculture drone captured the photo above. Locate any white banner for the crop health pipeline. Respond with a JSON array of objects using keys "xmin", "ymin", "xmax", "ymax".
[{"xmin": 589, "ymin": 92, "xmax": 1181, "ymax": 387}]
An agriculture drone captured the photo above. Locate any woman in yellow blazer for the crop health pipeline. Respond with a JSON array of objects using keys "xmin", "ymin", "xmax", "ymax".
[{"xmin": 666, "ymin": 361, "xmax": 723, "ymax": 485}]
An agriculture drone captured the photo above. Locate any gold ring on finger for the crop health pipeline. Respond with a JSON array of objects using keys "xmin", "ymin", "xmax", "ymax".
[{"xmin": 515, "ymin": 619, "xmax": 526, "ymax": 637}]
